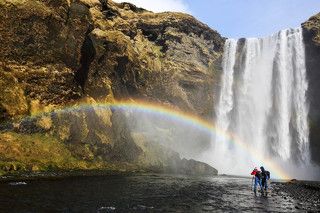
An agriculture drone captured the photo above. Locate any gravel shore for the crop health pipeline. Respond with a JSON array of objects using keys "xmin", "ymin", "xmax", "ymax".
[{"xmin": 271, "ymin": 180, "xmax": 320, "ymax": 212}]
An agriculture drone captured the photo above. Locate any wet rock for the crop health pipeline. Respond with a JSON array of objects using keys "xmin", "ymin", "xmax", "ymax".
[
  {"xmin": 271, "ymin": 181, "xmax": 320, "ymax": 212},
  {"xmin": 179, "ymin": 159, "xmax": 218, "ymax": 176}
]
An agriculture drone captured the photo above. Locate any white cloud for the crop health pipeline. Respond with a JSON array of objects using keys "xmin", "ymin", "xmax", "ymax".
[{"xmin": 113, "ymin": 0, "xmax": 191, "ymax": 13}]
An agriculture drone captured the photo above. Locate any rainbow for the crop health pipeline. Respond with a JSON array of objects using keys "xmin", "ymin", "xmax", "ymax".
[{"xmin": 31, "ymin": 99, "xmax": 291, "ymax": 180}]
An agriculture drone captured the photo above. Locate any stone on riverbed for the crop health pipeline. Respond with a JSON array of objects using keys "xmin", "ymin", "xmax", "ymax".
[{"xmin": 179, "ymin": 158, "xmax": 218, "ymax": 176}]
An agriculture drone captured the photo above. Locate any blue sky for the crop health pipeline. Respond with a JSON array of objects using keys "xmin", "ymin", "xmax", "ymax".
[
  {"xmin": 184, "ymin": 0, "xmax": 320, "ymax": 38},
  {"xmin": 114, "ymin": 0, "xmax": 320, "ymax": 38}
]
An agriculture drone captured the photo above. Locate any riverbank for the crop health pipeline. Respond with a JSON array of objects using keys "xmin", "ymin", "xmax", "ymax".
[
  {"xmin": 0, "ymin": 169, "xmax": 218, "ymax": 183},
  {"xmin": 1, "ymin": 173, "xmax": 319, "ymax": 212},
  {"xmin": 271, "ymin": 180, "xmax": 320, "ymax": 211},
  {"xmin": 0, "ymin": 174, "xmax": 304, "ymax": 212},
  {"xmin": 0, "ymin": 169, "xmax": 138, "ymax": 183}
]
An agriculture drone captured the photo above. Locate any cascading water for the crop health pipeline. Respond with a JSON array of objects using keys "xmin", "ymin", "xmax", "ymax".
[{"xmin": 212, "ymin": 27, "xmax": 314, "ymax": 179}]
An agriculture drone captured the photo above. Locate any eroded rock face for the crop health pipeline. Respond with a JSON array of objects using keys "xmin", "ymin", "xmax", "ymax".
[
  {"xmin": 0, "ymin": 0, "xmax": 223, "ymax": 174},
  {"xmin": 302, "ymin": 13, "xmax": 320, "ymax": 164},
  {"xmin": 83, "ymin": 0, "xmax": 224, "ymax": 116},
  {"xmin": 0, "ymin": 0, "xmax": 224, "ymax": 118},
  {"xmin": 0, "ymin": 0, "xmax": 86, "ymax": 113}
]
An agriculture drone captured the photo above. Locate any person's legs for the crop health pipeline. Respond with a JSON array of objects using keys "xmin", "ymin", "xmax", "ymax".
[
  {"xmin": 254, "ymin": 177, "xmax": 260, "ymax": 193},
  {"xmin": 265, "ymin": 179, "xmax": 268, "ymax": 191},
  {"xmin": 261, "ymin": 179, "xmax": 266, "ymax": 189},
  {"xmin": 261, "ymin": 178, "xmax": 267, "ymax": 194},
  {"xmin": 254, "ymin": 177, "xmax": 257, "ymax": 193},
  {"xmin": 259, "ymin": 178, "xmax": 264, "ymax": 193}
]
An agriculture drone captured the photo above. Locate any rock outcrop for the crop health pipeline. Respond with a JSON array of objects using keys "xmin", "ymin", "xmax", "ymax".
[
  {"xmin": 0, "ymin": 0, "xmax": 224, "ymax": 116},
  {"xmin": 302, "ymin": 13, "xmax": 320, "ymax": 165},
  {"xmin": 1, "ymin": 0, "xmax": 319, "ymax": 175},
  {"xmin": 0, "ymin": 0, "xmax": 223, "ymax": 175}
]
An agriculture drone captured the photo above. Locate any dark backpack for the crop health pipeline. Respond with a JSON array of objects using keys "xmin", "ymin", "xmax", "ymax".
[
  {"xmin": 261, "ymin": 170, "xmax": 270, "ymax": 180},
  {"xmin": 266, "ymin": 171, "xmax": 270, "ymax": 179}
]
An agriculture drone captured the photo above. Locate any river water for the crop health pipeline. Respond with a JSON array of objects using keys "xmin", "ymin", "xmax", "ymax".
[{"xmin": 0, "ymin": 174, "xmax": 298, "ymax": 212}]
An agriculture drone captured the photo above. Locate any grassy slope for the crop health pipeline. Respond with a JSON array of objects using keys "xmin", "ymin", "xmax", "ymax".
[{"xmin": 0, "ymin": 132, "xmax": 111, "ymax": 175}]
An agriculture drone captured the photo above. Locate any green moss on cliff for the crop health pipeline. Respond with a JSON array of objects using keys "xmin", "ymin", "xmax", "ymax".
[
  {"xmin": 0, "ymin": 132, "xmax": 110, "ymax": 175},
  {"xmin": 0, "ymin": 71, "xmax": 28, "ymax": 119}
]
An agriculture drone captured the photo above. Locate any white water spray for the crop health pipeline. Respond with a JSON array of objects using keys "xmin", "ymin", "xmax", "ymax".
[{"xmin": 212, "ymin": 28, "xmax": 314, "ymax": 179}]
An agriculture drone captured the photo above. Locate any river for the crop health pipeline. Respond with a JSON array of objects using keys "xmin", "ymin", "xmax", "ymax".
[{"xmin": 0, "ymin": 174, "xmax": 298, "ymax": 212}]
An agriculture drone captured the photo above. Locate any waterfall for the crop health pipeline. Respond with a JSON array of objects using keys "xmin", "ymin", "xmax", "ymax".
[{"xmin": 213, "ymin": 27, "xmax": 313, "ymax": 178}]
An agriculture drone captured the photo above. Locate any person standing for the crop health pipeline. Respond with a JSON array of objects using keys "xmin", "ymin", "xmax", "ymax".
[
  {"xmin": 250, "ymin": 167, "xmax": 262, "ymax": 194},
  {"xmin": 260, "ymin": 166, "xmax": 270, "ymax": 194}
]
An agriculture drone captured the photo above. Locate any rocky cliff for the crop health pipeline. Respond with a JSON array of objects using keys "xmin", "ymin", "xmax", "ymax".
[
  {"xmin": 0, "ymin": 0, "xmax": 223, "ymax": 175},
  {"xmin": 1, "ymin": 0, "xmax": 319, "ymax": 176},
  {"xmin": 302, "ymin": 13, "xmax": 320, "ymax": 165}
]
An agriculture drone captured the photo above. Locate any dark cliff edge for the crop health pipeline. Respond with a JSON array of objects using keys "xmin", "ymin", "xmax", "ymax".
[
  {"xmin": 0, "ymin": 0, "xmax": 223, "ymax": 176},
  {"xmin": 302, "ymin": 13, "xmax": 320, "ymax": 165}
]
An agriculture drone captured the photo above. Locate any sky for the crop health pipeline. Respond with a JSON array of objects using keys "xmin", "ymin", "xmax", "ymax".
[{"xmin": 113, "ymin": 0, "xmax": 320, "ymax": 38}]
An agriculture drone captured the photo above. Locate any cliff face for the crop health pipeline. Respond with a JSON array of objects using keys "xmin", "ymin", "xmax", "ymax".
[
  {"xmin": 0, "ymin": 0, "xmax": 223, "ymax": 175},
  {"xmin": 2, "ymin": 0, "xmax": 319, "ymax": 175},
  {"xmin": 0, "ymin": 0, "xmax": 224, "ymax": 118},
  {"xmin": 302, "ymin": 13, "xmax": 320, "ymax": 165}
]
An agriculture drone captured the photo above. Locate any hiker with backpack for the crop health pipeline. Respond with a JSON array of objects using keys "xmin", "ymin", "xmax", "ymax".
[
  {"xmin": 260, "ymin": 166, "xmax": 270, "ymax": 194},
  {"xmin": 250, "ymin": 167, "xmax": 262, "ymax": 194}
]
